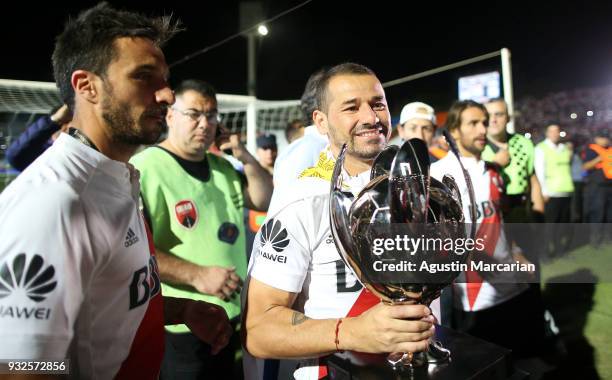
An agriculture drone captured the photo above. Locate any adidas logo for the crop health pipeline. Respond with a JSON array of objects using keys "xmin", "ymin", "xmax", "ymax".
[
  {"xmin": 259, "ymin": 218, "xmax": 290, "ymax": 253},
  {"xmin": 124, "ymin": 228, "xmax": 140, "ymax": 248},
  {"xmin": 0, "ymin": 253, "xmax": 57, "ymax": 303}
]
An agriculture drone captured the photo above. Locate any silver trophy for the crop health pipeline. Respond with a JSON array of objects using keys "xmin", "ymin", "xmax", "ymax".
[{"xmin": 329, "ymin": 136, "xmax": 477, "ymax": 370}]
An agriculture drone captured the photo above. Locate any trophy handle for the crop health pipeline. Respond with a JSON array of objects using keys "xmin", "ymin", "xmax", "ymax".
[
  {"xmin": 388, "ymin": 139, "xmax": 430, "ymax": 224},
  {"xmin": 442, "ymin": 129, "xmax": 478, "ymax": 239},
  {"xmin": 442, "ymin": 174, "xmax": 462, "ymax": 207},
  {"xmin": 371, "ymin": 144, "xmax": 399, "ymax": 180},
  {"xmin": 329, "ymin": 144, "xmax": 363, "ymax": 281},
  {"xmin": 390, "ymin": 138, "xmax": 431, "ymax": 177}
]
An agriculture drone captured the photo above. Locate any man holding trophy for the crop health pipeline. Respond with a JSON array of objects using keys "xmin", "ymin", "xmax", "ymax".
[{"xmin": 242, "ymin": 63, "xmax": 437, "ymax": 379}]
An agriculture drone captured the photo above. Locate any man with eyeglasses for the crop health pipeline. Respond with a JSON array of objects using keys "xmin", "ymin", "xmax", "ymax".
[{"xmin": 131, "ymin": 79, "xmax": 273, "ymax": 378}]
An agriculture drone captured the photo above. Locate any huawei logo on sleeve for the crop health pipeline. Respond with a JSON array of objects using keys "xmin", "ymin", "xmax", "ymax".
[
  {"xmin": 260, "ymin": 218, "xmax": 290, "ymax": 253},
  {"xmin": 258, "ymin": 219, "xmax": 290, "ymax": 263},
  {"xmin": 0, "ymin": 253, "xmax": 57, "ymax": 302}
]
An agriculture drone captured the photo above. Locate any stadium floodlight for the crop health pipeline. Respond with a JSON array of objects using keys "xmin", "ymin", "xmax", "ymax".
[
  {"xmin": 525, "ymin": 133, "xmax": 532, "ymax": 139},
  {"xmin": 570, "ymin": 113, "xmax": 578, "ymax": 119},
  {"xmin": 560, "ymin": 131, "xmax": 567, "ymax": 138},
  {"xmin": 257, "ymin": 24, "xmax": 269, "ymax": 36},
  {"xmin": 587, "ymin": 110, "xmax": 594, "ymax": 117}
]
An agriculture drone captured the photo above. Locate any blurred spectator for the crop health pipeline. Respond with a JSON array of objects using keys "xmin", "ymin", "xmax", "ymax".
[
  {"xmin": 6, "ymin": 104, "xmax": 72, "ymax": 171},
  {"xmin": 484, "ymin": 98, "xmax": 545, "ymax": 221},
  {"xmin": 256, "ymin": 134, "xmax": 277, "ymax": 175},
  {"xmin": 208, "ymin": 124, "xmax": 246, "ymax": 173},
  {"xmin": 514, "ymin": 85, "xmax": 612, "ymax": 143},
  {"xmin": 429, "ymin": 130, "xmax": 449, "ymax": 160},
  {"xmin": 568, "ymin": 141, "xmax": 585, "ymax": 223},
  {"xmin": 582, "ymin": 128, "xmax": 611, "ymax": 244},
  {"xmin": 535, "ymin": 124, "xmax": 574, "ymax": 255},
  {"xmin": 284, "ymin": 119, "xmax": 305, "ymax": 144},
  {"xmin": 273, "ymin": 69, "xmax": 328, "ymax": 186},
  {"xmin": 397, "ymin": 101, "xmax": 446, "ymax": 161},
  {"xmin": 398, "ymin": 102, "xmax": 436, "ymax": 144}
]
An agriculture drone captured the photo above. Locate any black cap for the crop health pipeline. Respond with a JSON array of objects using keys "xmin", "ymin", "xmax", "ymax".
[{"xmin": 257, "ymin": 134, "xmax": 277, "ymax": 149}]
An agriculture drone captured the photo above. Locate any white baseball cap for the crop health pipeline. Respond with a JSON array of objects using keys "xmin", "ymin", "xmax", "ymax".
[{"xmin": 399, "ymin": 102, "xmax": 436, "ymax": 125}]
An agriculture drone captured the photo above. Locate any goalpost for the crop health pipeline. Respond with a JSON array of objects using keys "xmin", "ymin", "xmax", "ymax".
[
  {"xmin": 0, "ymin": 49, "xmax": 513, "ymax": 191},
  {"xmin": 382, "ymin": 48, "xmax": 515, "ymax": 132},
  {"xmin": 218, "ymin": 94, "xmax": 302, "ymax": 152},
  {"xmin": 0, "ymin": 78, "xmax": 302, "ymax": 191}
]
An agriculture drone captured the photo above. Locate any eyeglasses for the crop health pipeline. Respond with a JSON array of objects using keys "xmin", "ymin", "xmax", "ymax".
[{"xmin": 172, "ymin": 107, "xmax": 221, "ymax": 124}]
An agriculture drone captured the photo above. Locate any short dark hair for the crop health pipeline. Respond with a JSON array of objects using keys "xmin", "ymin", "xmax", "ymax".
[
  {"xmin": 174, "ymin": 79, "xmax": 217, "ymax": 101},
  {"xmin": 300, "ymin": 68, "xmax": 326, "ymax": 123},
  {"xmin": 315, "ymin": 63, "xmax": 377, "ymax": 113},
  {"xmin": 52, "ymin": 2, "xmax": 180, "ymax": 111},
  {"xmin": 485, "ymin": 97, "xmax": 508, "ymax": 115},
  {"xmin": 486, "ymin": 97, "xmax": 506, "ymax": 105},
  {"xmin": 445, "ymin": 100, "xmax": 489, "ymax": 132},
  {"xmin": 546, "ymin": 123, "xmax": 560, "ymax": 130}
]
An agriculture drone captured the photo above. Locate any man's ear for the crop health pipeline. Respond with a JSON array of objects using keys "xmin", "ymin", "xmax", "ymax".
[
  {"xmin": 71, "ymin": 70, "xmax": 99, "ymax": 104},
  {"xmin": 165, "ymin": 107, "xmax": 174, "ymax": 126},
  {"xmin": 313, "ymin": 110, "xmax": 328, "ymax": 135}
]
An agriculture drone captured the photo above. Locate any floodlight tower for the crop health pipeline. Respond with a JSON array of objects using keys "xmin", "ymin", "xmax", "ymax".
[{"xmin": 240, "ymin": 2, "xmax": 268, "ymax": 97}]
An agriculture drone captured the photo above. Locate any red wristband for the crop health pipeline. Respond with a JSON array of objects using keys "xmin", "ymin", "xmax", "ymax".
[{"xmin": 334, "ymin": 318, "xmax": 343, "ymax": 352}]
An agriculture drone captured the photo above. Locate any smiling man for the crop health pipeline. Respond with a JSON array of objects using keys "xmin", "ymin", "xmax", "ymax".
[{"xmin": 242, "ymin": 63, "xmax": 434, "ymax": 380}]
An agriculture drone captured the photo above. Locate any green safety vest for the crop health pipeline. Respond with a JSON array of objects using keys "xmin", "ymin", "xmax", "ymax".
[
  {"xmin": 131, "ymin": 147, "xmax": 246, "ymax": 332},
  {"xmin": 535, "ymin": 142, "xmax": 574, "ymax": 194},
  {"xmin": 482, "ymin": 134, "xmax": 534, "ymax": 195}
]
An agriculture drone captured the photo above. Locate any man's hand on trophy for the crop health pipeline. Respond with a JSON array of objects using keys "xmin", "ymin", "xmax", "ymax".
[{"xmin": 339, "ymin": 303, "xmax": 435, "ymax": 354}]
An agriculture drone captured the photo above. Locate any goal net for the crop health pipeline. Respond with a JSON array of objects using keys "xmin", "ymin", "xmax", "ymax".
[{"xmin": 0, "ymin": 79, "xmax": 302, "ymax": 191}]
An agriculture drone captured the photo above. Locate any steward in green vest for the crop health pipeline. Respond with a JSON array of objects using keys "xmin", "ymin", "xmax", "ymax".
[
  {"xmin": 484, "ymin": 99, "xmax": 545, "ymax": 223},
  {"xmin": 534, "ymin": 124, "xmax": 574, "ymax": 256},
  {"xmin": 133, "ymin": 147, "xmax": 246, "ymax": 331},
  {"xmin": 535, "ymin": 140, "xmax": 574, "ymax": 195},
  {"xmin": 131, "ymin": 79, "xmax": 273, "ymax": 377}
]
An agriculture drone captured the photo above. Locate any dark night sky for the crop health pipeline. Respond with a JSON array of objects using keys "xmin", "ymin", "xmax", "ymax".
[{"xmin": 2, "ymin": 0, "xmax": 612, "ymax": 115}]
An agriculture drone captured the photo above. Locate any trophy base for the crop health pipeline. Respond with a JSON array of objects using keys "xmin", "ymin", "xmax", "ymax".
[
  {"xmin": 324, "ymin": 325, "xmax": 527, "ymax": 380},
  {"xmin": 426, "ymin": 340, "xmax": 450, "ymax": 364},
  {"xmin": 385, "ymin": 340, "xmax": 449, "ymax": 370}
]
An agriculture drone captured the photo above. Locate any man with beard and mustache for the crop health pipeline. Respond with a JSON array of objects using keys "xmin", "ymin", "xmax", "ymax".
[
  {"xmin": 242, "ymin": 63, "xmax": 435, "ymax": 380},
  {"xmin": 430, "ymin": 100, "xmax": 546, "ymax": 361},
  {"xmin": 131, "ymin": 79, "xmax": 273, "ymax": 379},
  {"xmin": 0, "ymin": 4, "xmax": 231, "ymax": 379}
]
